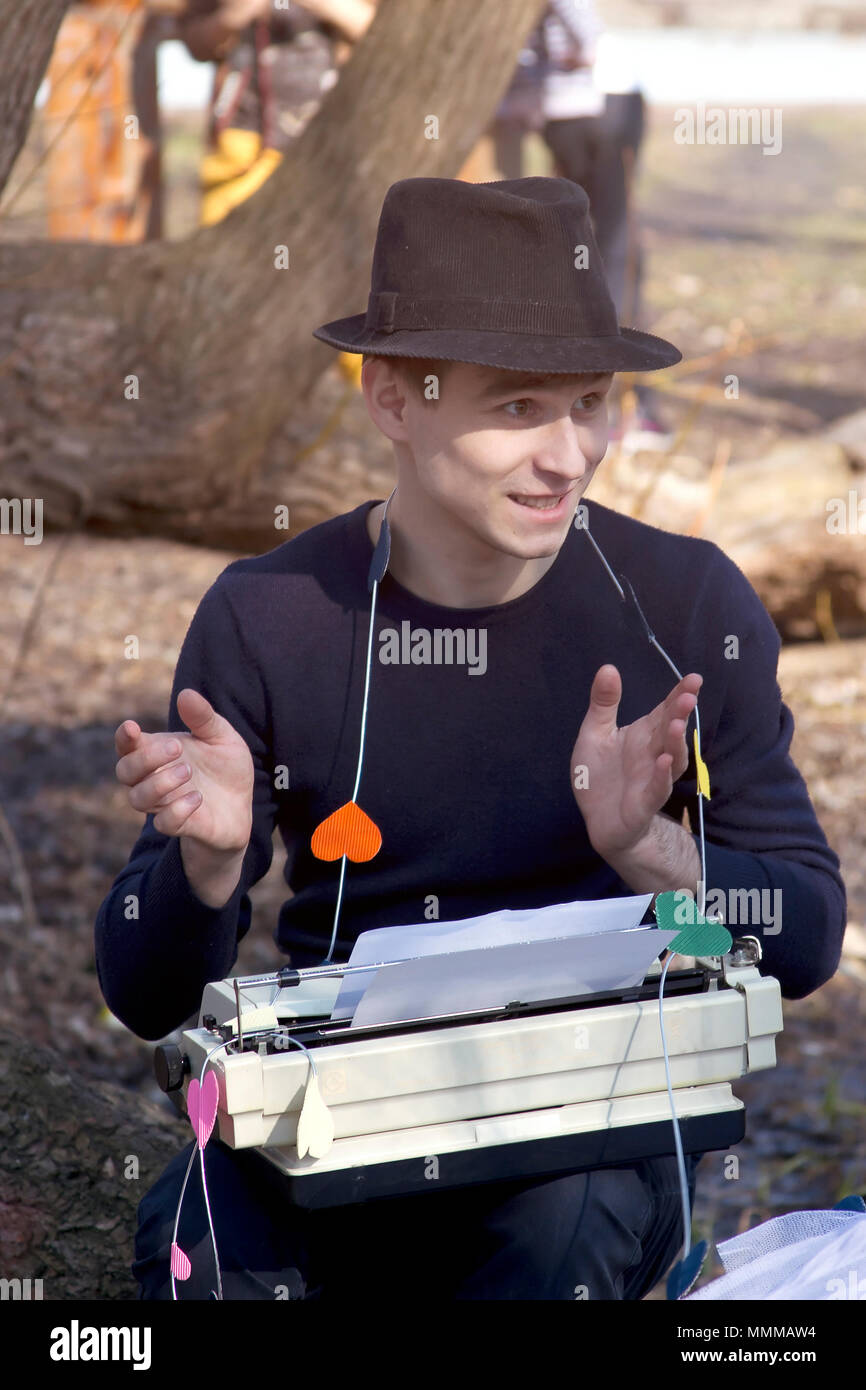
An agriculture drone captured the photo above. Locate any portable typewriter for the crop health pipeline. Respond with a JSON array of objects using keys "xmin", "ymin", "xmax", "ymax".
[{"xmin": 154, "ymin": 933, "xmax": 782, "ymax": 1209}]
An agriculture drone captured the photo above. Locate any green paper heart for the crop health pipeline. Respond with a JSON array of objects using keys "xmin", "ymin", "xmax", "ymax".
[{"xmin": 654, "ymin": 890, "xmax": 733, "ymax": 957}]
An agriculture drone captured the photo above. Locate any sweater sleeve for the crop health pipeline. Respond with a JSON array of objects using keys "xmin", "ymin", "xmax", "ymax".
[
  {"xmin": 689, "ymin": 548, "xmax": 847, "ymax": 1001},
  {"xmin": 93, "ymin": 569, "xmax": 278, "ymax": 1040}
]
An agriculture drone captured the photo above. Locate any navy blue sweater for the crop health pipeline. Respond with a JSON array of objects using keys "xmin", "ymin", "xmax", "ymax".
[{"xmin": 94, "ymin": 498, "xmax": 847, "ymax": 1039}]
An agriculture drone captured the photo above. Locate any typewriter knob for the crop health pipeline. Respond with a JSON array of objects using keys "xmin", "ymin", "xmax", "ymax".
[
  {"xmin": 729, "ymin": 936, "xmax": 762, "ymax": 965},
  {"xmin": 154, "ymin": 1044, "xmax": 190, "ymax": 1093}
]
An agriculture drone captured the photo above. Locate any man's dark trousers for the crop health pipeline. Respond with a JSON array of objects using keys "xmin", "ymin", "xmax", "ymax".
[{"xmin": 133, "ymin": 1138, "xmax": 701, "ymax": 1300}]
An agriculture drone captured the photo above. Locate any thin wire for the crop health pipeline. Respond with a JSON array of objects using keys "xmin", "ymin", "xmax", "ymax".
[
  {"xmin": 579, "ymin": 521, "xmax": 625, "ymax": 600},
  {"xmin": 169, "ymin": 1143, "xmax": 199, "ymax": 1302},
  {"xmin": 322, "ymin": 574, "xmax": 380, "ymax": 964},
  {"xmin": 693, "ymin": 705, "xmax": 707, "ymax": 917},
  {"xmin": 609, "ymin": 559, "xmax": 709, "ymax": 919},
  {"xmin": 643, "ymin": 632, "xmax": 707, "ymax": 916},
  {"xmin": 658, "ymin": 955, "xmax": 692, "ymax": 1260},
  {"xmin": 579, "ymin": 513, "xmax": 713, "ymax": 1276},
  {"xmin": 322, "ymin": 488, "xmax": 396, "ymax": 964},
  {"xmin": 170, "ymin": 1026, "xmax": 322, "ymax": 1301},
  {"xmin": 351, "ymin": 575, "xmax": 380, "ymax": 805},
  {"xmin": 198, "ymin": 1045, "xmax": 225, "ymax": 1301},
  {"xmin": 323, "ymin": 854, "xmax": 349, "ymax": 965},
  {"xmin": 170, "ymin": 1037, "xmax": 228, "ymax": 1301}
]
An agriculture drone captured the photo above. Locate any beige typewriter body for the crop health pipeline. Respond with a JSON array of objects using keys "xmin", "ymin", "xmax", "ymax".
[{"xmin": 177, "ymin": 949, "xmax": 782, "ymax": 1185}]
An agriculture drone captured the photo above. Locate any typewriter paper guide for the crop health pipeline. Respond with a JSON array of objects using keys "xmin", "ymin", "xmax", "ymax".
[
  {"xmin": 346, "ymin": 929, "xmax": 678, "ymax": 1029},
  {"xmin": 332, "ymin": 893, "xmax": 653, "ymax": 1020},
  {"xmin": 330, "ymin": 895, "xmax": 677, "ymax": 1029},
  {"xmin": 346, "ymin": 894, "xmax": 655, "ymax": 969}
]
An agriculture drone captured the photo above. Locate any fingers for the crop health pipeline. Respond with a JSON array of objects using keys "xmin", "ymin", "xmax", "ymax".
[
  {"xmin": 661, "ymin": 713, "xmax": 690, "ymax": 774},
  {"xmin": 649, "ymin": 674, "xmax": 703, "ymax": 754},
  {"xmin": 114, "ymin": 719, "xmax": 141, "ymax": 758},
  {"xmin": 176, "ymin": 687, "xmax": 228, "ymax": 743},
  {"xmin": 116, "ymin": 731, "xmax": 184, "ymax": 788},
  {"xmin": 585, "ymin": 664, "xmax": 622, "ymax": 732},
  {"xmin": 153, "ymin": 788, "xmax": 202, "ymax": 837},
  {"xmin": 665, "ymin": 672, "xmax": 702, "ymax": 718},
  {"xmin": 114, "ymin": 711, "xmax": 203, "ymax": 827},
  {"xmin": 654, "ymin": 713, "xmax": 692, "ymax": 786},
  {"xmin": 652, "ymin": 673, "xmax": 701, "ymax": 726},
  {"xmin": 125, "ymin": 760, "xmax": 195, "ymax": 814}
]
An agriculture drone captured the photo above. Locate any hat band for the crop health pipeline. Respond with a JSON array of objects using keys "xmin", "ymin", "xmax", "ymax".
[{"xmin": 366, "ymin": 290, "xmax": 618, "ymax": 338}]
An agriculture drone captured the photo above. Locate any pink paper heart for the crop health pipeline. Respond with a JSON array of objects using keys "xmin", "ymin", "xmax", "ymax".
[
  {"xmin": 171, "ymin": 1242, "xmax": 191, "ymax": 1280},
  {"xmin": 187, "ymin": 1069, "xmax": 219, "ymax": 1148}
]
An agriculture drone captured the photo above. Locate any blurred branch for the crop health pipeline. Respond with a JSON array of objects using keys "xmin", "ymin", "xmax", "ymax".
[
  {"xmin": 0, "ymin": 0, "xmax": 71, "ymax": 196},
  {"xmin": 0, "ymin": 0, "xmax": 146, "ymax": 219}
]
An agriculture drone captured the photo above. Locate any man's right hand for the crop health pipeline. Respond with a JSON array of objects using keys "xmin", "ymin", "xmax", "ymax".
[{"xmin": 114, "ymin": 688, "xmax": 254, "ymax": 856}]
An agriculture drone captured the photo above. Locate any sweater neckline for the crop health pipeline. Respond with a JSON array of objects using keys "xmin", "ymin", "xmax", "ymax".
[{"xmin": 346, "ymin": 497, "xmax": 586, "ymax": 622}]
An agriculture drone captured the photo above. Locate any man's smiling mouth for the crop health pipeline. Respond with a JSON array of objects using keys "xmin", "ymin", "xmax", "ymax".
[{"xmin": 509, "ymin": 491, "xmax": 571, "ymax": 511}]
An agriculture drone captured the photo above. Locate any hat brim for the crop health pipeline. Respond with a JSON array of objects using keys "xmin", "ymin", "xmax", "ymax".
[{"xmin": 312, "ymin": 315, "xmax": 681, "ymax": 373}]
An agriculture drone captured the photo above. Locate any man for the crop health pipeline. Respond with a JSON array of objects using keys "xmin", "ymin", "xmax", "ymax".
[{"xmin": 95, "ymin": 177, "xmax": 846, "ymax": 1300}]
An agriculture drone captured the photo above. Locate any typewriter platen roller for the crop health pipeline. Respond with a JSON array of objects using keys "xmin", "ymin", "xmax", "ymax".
[{"xmin": 155, "ymin": 939, "xmax": 782, "ymax": 1208}]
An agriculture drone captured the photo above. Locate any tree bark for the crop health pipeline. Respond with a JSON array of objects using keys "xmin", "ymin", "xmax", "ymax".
[
  {"xmin": 0, "ymin": 0, "xmax": 547, "ymax": 549},
  {"xmin": 0, "ymin": 1027, "xmax": 185, "ymax": 1300}
]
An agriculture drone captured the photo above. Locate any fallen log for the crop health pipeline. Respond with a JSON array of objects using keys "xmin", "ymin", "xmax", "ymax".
[{"xmin": 597, "ymin": 429, "xmax": 866, "ymax": 641}]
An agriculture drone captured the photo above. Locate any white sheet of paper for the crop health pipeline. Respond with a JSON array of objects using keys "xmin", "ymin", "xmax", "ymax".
[
  {"xmin": 346, "ymin": 927, "xmax": 678, "ymax": 1029},
  {"xmin": 331, "ymin": 895, "xmax": 653, "ymax": 1021}
]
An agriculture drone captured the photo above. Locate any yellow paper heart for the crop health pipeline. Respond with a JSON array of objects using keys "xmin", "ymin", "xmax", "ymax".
[{"xmin": 693, "ymin": 730, "xmax": 711, "ymax": 799}]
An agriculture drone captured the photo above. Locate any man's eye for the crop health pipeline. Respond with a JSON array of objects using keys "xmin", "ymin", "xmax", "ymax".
[{"xmin": 503, "ymin": 394, "xmax": 603, "ymax": 418}]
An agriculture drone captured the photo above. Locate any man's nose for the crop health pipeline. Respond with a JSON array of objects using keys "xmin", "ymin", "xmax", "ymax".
[{"xmin": 535, "ymin": 414, "xmax": 594, "ymax": 480}]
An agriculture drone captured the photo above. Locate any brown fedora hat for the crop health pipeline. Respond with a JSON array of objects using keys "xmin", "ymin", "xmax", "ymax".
[{"xmin": 312, "ymin": 176, "xmax": 681, "ymax": 374}]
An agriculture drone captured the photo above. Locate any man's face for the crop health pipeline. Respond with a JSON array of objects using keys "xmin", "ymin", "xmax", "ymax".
[{"xmin": 365, "ymin": 358, "xmax": 613, "ymax": 562}]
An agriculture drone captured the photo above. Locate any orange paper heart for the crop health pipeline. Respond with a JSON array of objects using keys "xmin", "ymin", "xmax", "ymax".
[{"xmin": 311, "ymin": 800, "xmax": 382, "ymax": 862}]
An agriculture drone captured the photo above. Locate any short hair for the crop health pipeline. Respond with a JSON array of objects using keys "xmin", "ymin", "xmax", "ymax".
[{"xmin": 361, "ymin": 353, "xmax": 452, "ymax": 401}]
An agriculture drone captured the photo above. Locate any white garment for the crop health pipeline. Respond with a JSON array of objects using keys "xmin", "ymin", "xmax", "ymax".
[
  {"xmin": 686, "ymin": 1210, "xmax": 866, "ymax": 1300},
  {"xmin": 592, "ymin": 32, "xmax": 640, "ymax": 96},
  {"xmin": 540, "ymin": 69, "xmax": 605, "ymax": 121}
]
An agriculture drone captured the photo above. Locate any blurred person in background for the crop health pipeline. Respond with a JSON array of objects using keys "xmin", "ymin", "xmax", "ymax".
[
  {"xmin": 493, "ymin": 0, "xmax": 669, "ymax": 446},
  {"xmin": 178, "ymin": 0, "xmax": 375, "ymax": 226},
  {"xmin": 179, "ymin": 0, "xmax": 376, "ymax": 388}
]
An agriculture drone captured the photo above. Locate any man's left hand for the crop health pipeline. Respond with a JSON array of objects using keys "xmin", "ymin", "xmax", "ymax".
[{"xmin": 570, "ymin": 664, "xmax": 702, "ymax": 859}]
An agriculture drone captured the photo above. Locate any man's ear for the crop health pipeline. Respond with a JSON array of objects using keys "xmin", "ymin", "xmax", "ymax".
[{"xmin": 361, "ymin": 357, "xmax": 411, "ymax": 443}]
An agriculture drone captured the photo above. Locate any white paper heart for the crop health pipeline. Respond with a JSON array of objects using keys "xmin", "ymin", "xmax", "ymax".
[{"xmin": 295, "ymin": 1073, "xmax": 335, "ymax": 1160}]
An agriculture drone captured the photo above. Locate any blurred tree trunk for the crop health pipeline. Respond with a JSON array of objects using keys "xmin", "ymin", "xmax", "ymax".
[
  {"xmin": 0, "ymin": 0, "xmax": 70, "ymax": 194},
  {"xmin": 0, "ymin": 0, "xmax": 546, "ymax": 549},
  {"xmin": 0, "ymin": 1027, "xmax": 184, "ymax": 1300}
]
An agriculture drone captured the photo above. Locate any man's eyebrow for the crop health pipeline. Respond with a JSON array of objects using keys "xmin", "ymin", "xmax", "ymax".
[{"xmin": 475, "ymin": 372, "xmax": 611, "ymax": 399}]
